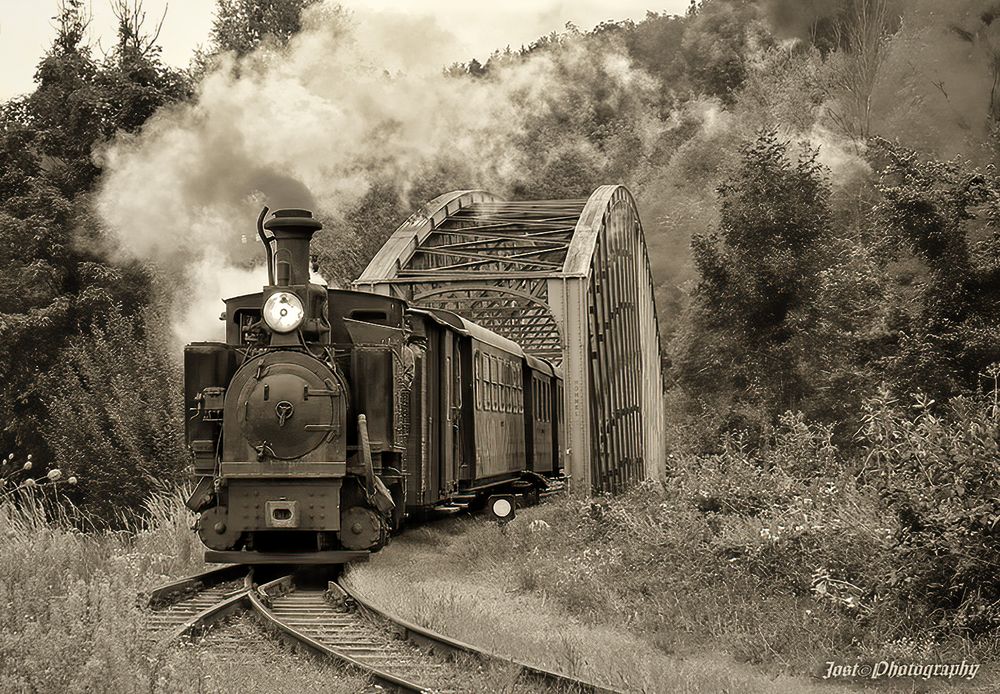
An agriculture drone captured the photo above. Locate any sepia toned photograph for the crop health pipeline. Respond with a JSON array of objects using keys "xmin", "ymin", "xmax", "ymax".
[{"xmin": 0, "ymin": 0, "xmax": 997, "ymax": 692}]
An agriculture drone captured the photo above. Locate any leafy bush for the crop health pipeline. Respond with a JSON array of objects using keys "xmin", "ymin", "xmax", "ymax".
[
  {"xmin": 41, "ymin": 306, "xmax": 187, "ymax": 525},
  {"xmin": 666, "ymin": 389, "xmax": 1000, "ymax": 652},
  {"xmin": 861, "ymin": 388, "xmax": 1000, "ymax": 635},
  {"xmin": 673, "ymin": 413, "xmax": 890, "ymax": 606}
]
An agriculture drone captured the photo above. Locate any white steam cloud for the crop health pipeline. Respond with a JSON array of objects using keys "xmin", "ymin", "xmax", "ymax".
[{"xmin": 96, "ymin": 3, "xmax": 663, "ymax": 348}]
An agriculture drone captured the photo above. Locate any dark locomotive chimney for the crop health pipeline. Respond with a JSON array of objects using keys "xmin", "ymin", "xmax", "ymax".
[{"xmin": 263, "ymin": 209, "xmax": 322, "ymax": 286}]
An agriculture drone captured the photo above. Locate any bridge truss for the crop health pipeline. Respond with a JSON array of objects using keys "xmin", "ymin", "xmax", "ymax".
[{"xmin": 355, "ymin": 186, "xmax": 664, "ymax": 493}]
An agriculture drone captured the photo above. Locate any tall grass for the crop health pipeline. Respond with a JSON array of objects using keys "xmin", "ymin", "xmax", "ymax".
[
  {"xmin": 0, "ymin": 483, "xmax": 205, "ymax": 691},
  {"xmin": 0, "ymin": 485, "xmax": 366, "ymax": 693}
]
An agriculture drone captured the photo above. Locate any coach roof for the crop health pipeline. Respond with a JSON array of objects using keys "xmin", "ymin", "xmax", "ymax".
[{"xmin": 409, "ymin": 307, "xmax": 524, "ymax": 356}]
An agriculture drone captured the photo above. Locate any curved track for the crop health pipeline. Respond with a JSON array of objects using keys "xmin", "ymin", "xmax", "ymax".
[
  {"xmin": 146, "ymin": 567, "xmax": 621, "ymax": 693},
  {"xmin": 338, "ymin": 572, "xmax": 619, "ymax": 694},
  {"xmin": 145, "ymin": 564, "xmax": 250, "ymax": 645}
]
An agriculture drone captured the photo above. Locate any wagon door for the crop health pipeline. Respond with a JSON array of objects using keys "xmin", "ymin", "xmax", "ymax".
[{"xmin": 440, "ymin": 332, "xmax": 461, "ymax": 495}]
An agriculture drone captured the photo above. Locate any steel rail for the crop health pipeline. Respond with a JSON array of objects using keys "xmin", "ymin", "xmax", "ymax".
[
  {"xmin": 246, "ymin": 575, "xmax": 431, "ymax": 693},
  {"xmin": 146, "ymin": 564, "xmax": 245, "ymax": 607},
  {"xmin": 145, "ymin": 566, "xmax": 253, "ymax": 647},
  {"xmin": 338, "ymin": 571, "xmax": 623, "ymax": 694}
]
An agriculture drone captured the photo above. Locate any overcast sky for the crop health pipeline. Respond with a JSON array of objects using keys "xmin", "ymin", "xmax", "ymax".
[{"xmin": 0, "ymin": 0, "xmax": 688, "ymax": 100}]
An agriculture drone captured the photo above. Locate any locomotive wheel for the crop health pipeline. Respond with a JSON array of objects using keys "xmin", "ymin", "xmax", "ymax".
[
  {"xmin": 339, "ymin": 506, "xmax": 386, "ymax": 551},
  {"xmin": 198, "ymin": 506, "xmax": 243, "ymax": 550}
]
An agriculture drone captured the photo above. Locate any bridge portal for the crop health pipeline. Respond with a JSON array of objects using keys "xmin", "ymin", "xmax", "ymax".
[{"xmin": 355, "ymin": 186, "xmax": 664, "ymax": 493}]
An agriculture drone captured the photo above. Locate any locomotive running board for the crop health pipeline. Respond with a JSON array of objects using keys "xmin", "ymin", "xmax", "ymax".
[{"xmin": 204, "ymin": 550, "xmax": 370, "ymax": 565}]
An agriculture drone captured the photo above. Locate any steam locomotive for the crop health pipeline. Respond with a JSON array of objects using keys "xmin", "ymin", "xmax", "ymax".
[{"xmin": 183, "ymin": 208, "xmax": 564, "ymax": 563}]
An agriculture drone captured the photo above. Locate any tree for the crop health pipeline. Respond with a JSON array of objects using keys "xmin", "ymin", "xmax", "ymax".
[
  {"xmin": 0, "ymin": 0, "xmax": 188, "ymax": 469},
  {"xmin": 671, "ymin": 132, "xmax": 843, "ymax": 433},
  {"xmin": 950, "ymin": 4, "xmax": 1000, "ymax": 123},
  {"xmin": 679, "ymin": 0, "xmax": 768, "ymax": 101},
  {"xmin": 209, "ymin": 0, "xmax": 324, "ymax": 56},
  {"xmin": 42, "ymin": 306, "xmax": 187, "ymax": 524},
  {"xmin": 825, "ymin": 0, "xmax": 894, "ymax": 147},
  {"xmin": 99, "ymin": 0, "xmax": 192, "ymax": 135},
  {"xmin": 872, "ymin": 139, "xmax": 1000, "ymax": 398}
]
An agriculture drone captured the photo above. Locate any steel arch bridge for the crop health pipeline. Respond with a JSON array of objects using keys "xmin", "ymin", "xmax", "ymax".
[{"xmin": 354, "ymin": 186, "xmax": 664, "ymax": 493}]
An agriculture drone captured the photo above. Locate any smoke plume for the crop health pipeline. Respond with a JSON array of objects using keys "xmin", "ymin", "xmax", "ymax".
[{"xmin": 96, "ymin": 3, "xmax": 663, "ymax": 346}]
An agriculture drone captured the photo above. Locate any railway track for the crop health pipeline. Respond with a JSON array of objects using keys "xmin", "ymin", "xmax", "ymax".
[
  {"xmin": 145, "ymin": 564, "xmax": 250, "ymax": 645},
  {"xmin": 145, "ymin": 565, "xmax": 620, "ymax": 693}
]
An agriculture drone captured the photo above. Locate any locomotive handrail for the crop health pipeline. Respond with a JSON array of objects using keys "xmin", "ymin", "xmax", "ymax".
[{"xmin": 257, "ymin": 205, "xmax": 276, "ymax": 285}]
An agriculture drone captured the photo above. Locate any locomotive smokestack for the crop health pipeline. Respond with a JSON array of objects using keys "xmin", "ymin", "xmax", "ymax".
[{"xmin": 263, "ymin": 209, "xmax": 322, "ymax": 286}]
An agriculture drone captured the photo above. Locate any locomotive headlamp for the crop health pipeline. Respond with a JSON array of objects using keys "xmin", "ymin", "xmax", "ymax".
[
  {"xmin": 263, "ymin": 291, "xmax": 305, "ymax": 333},
  {"xmin": 488, "ymin": 494, "xmax": 516, "ymax": 526}
]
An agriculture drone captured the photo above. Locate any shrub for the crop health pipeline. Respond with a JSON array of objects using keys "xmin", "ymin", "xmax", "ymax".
[
  {"xmin": 41, "ymin": 305, "xmax": 187, "ymax": 525},
  {"xmin": 860, "ymin": 388, "xmax": 1000, "ymax": 635}
]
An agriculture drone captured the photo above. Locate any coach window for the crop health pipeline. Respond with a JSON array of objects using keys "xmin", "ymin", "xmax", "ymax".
[
  {"xmin": 500, "ymin": 360, "xmax": 510, "ymax": 412},
  {"xmin": 494, "ymin": 356, "xmax": 500, "ymax": 411},
  {"xmin": 485, "ymin": 355, "xmax": 492, "ymax": 411},
  {"xmin": 548, "ymin": 383, "xmax": 553, "ymax": 422},
  {"xmin": 537, "ymin": 381, "xmax": 543, "ymax": 421},
  {"xmin": 500, "ymin": 359, "xmax": 506, "ymax": 412},
  {"xmin": 482, "ymin": 354, "xmax": 489, "ymax": 411},
  {"xmin": 500, "ymin": 362, "xmax": 507, "ymax": 412},
  {"xmin": 513, "ymin": 372, "xmax": 518, "ymax": 414},
  {"xmin": 513, "ymin": 365, "xmax": 518, "ymax": 413},
  {"xmin": 518, "ymin": 371, "xmax": 524, "ymax": 413},
  {"xmin": 503, "ymin": 363, "xmax": 511, "ymax": 412},
  {"xmin": 494, "ymin": 356, "xmax": 501, "ymax": 411},
  {"xmin": 509, "ymin": 364, "xmax": 515, "ymax": 412},
  {"xmin": 473, "ymin": 350, "xmax": 479, "ymax": 409},
  {"xmin": 501, "ymin": 363, "xmax": 508, "ymax": 412},
  {"xmin": 495, "ymin": 360, "xmax": 502, "ymax": 412},
  {"xmin": 498, "ymin": 361, "xmax": 504, "ymax": 412},
  {"xmin": 506, "ymin": 363, "xmax": 512, "ymax": 412},
  {"xmin": 490, "ymin": 355, "xmax": 497, "ymax": 411},
  {"xmin": 510, "ymin": 364, "xmax": 516, "ymax": 413},
  {"xmin": 518, "ymin": 377, "xmax": 523, "ymax": 414},
  {"xmin": 540, "ymin": 382, "xmax": 546, "ymax": 422}
]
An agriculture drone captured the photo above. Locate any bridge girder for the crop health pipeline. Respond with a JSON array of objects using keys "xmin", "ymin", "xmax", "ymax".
[{"xmin": 354, "ymin": 186, "xmax": 665, "ymax": 493}]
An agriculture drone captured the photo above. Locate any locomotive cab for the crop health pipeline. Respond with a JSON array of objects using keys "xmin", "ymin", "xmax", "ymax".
[{"xmin": 183, "ymin": 208, "xmax": 397, "ymax": 562}]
